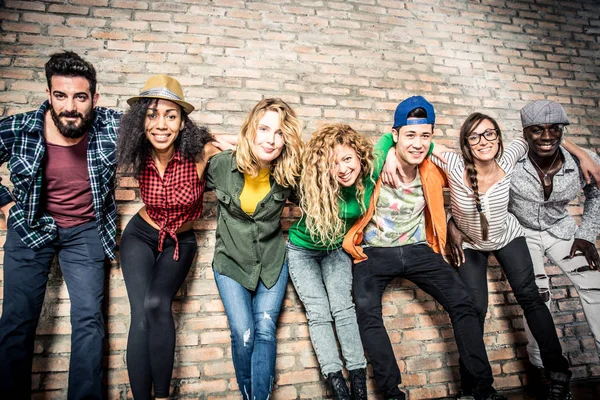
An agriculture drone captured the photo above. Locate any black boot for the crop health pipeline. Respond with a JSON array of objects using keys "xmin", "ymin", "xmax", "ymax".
[
  {"xmin": 547, "ymin": 371, "xmax": 573, "ymax": 400},
  {"xmin": 349, "ymin": 368, "xmax": 367, "ymax": 400},
  {"xmin": 327, "ymin": 371, "xmax": 350, "ymax": 400},
  {"xmin": 525, "ymin": 365, "xmax": 549, "ymax": 399}
]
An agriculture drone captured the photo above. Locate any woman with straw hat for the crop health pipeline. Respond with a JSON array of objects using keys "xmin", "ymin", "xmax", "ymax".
[{"xmin": 117, "ymin": 75, "xmax": 219, "ymax": 400}]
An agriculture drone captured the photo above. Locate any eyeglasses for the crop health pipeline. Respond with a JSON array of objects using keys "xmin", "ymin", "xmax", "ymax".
[
  {"xmin": 526, "ymin": 124, "xmax": 563, "ymax": 136},
  {"xmin": 466, "ymin": 129, "xmax": 498, "ymax": 145}
]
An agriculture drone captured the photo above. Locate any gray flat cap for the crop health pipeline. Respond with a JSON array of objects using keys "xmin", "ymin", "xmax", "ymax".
[{"xmin": 520, "ymin": 100, "xmax": 570, "ymax": 129}]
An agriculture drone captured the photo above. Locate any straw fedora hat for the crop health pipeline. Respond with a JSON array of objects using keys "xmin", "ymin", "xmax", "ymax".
[{"xmin": 127, "ymin": 74, "xmax": 195, "ymax": 114}]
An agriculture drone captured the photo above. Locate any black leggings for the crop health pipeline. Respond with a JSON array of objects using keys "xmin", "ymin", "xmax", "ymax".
[{"xmin": 120, "ymin": 214, "xmax": 197, "ymax": 399}]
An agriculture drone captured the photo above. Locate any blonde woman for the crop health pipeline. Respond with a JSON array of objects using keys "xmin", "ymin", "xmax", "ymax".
[
  {"xmin": 205, "ymin": 98, "xmax": 303, "ymax": 400},
  {"xmin": 287, "ymin": 124, "xmax": 394, "ymax": 400}
]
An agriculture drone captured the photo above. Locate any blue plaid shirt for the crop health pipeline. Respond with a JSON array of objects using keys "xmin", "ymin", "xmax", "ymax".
[{"xmin": 0, "ymin": 101, "xmax": 121, "ymax": 259}]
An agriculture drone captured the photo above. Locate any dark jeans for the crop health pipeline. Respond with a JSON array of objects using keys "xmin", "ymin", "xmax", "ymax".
[
  {"xmin": 457, "ymin": 237, "xmax": 570, "ymax": 392},
  {"xmin": 0, "ymin": 220, "xmax": 106, "ymax": 400},
  {"xmin": 120, "ymin": 213, "xmax": 197, "ymax": 400},
  {"xmin": 353, "ymin": 244, "xmax": 494, "ymax": 399}
]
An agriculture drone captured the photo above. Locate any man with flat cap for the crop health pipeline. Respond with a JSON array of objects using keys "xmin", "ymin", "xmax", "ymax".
[{"xmin": 509, "ymin": 100, "xmax": 600, "ymax": 389}]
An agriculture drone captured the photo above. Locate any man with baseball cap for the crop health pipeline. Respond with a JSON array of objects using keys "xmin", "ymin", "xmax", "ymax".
[
  {"xmin": 344, "ymin": 96, "xmax": 505, "ymax": 400},
  {"xmin": 509, "ymin": 100, "xmax": 600, "ymax": 391}
]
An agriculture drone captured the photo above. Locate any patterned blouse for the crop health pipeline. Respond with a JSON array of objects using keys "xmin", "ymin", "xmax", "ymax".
[{"xmin": 139, "ymin": 151, "xmax": 205, "ymax": 260}]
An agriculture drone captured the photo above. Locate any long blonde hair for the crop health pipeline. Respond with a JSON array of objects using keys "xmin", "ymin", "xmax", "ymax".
[
  {"xmin": 300, "ymin": 124, "xmax": 375, "ymax": 246},
  {"xmin": 235, "ymin": 98, "xmax": 303, "ymax": 188}
]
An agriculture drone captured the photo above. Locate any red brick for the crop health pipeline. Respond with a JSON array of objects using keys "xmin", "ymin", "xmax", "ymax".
[
  {"xmin": 47, "ymin": 26, "xmax": 88, "ymax": 38},
  {"xmin": 4, "ymin": 1, "xmax": 46, "ymax": 11},
  {"xmin": 2, "ymin": 21, "xmax": 41, "ymax": 34},
  {"xmin": 47, "ymin": 4, "xmax": 89, "ymax": 15}
]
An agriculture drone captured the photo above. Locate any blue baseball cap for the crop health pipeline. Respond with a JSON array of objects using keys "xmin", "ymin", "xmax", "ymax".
[{"xmin": 393, "ymin": 96, "xmax": 435, "ymax": 128}]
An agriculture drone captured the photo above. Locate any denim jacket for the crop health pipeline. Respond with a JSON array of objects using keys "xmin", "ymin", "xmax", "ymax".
[
  {"xmin": 0, "ymin": 101, "xmax": 120, "ymax": 259},
  {"xmin": 206, "ymin": 150, "xmax": 291, "ymax": 290}
]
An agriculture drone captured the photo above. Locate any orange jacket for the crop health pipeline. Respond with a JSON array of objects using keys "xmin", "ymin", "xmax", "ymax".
[{"xmin": 342, "ymin": 158, "xmax": 448, "ymax": 264}]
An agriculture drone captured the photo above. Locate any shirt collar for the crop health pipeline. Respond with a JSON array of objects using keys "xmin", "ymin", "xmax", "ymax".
[
  {"xmin": 518, "ymin": 147, "xmax": 574, "ymax": 177},
  {"xmin": 173, "ymin": 150, "xmax": 183, "ymax": 163},
  {"xmin": 21, "ymin": 101, "xmax": 49, "ymax": 136},
  {"xmin": 230, "ymin": 150, "xmax": 240, "ymax": 172}
]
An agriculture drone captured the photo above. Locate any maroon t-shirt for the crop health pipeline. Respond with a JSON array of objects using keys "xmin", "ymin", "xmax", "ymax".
[{"xmin": 42, "ymin": 134, "xmax": 95, "ymax": 228}]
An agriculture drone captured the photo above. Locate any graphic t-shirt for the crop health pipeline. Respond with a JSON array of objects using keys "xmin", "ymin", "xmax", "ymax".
[{"xmin": 363, "ymin": 170, "xmax": 426, "ymax": 247}]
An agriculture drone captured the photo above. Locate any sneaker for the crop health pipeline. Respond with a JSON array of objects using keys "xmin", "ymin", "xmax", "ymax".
[
  {"xmin": 327, "ymin": 371, "xmax": 350, "ymax": 400},
  {"xmin": 348, "ymin": 368, "xmax": 367, "ymax": 400},
  {"xmin": 547, "ymin": 371, "xmax": 573, "ymax": 400}
]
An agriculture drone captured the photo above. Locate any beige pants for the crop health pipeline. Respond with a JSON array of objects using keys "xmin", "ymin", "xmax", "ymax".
[{"xmin": 522, "ymin": 226, "xmax": 600, "ymax": 367}]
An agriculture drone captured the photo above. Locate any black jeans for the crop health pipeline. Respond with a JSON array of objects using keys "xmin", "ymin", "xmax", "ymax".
[
  {"xmin": 353, "ymin": 244, "xmax": 494, "ymax": 399},
  {"xmin": 0, "ymin": 221, "xmax": 106, "ymax": 400},
  {"xmin": 457, "ymin": 237, "xmax": 570, "ymax": 392},
  {"xmin": 120, "ymin": 214, "xmax": 197, "ymax": 400}
]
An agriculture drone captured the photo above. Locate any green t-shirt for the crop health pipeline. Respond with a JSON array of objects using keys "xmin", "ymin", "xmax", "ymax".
[{"xmin": 288, "ymin": 133, "xmax": 395, "ymax": 250}]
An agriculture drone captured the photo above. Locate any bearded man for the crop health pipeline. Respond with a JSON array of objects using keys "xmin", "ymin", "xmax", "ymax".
[{"xmin": 0, "ymin": 51, "xmax": 120, "ymax": 400}]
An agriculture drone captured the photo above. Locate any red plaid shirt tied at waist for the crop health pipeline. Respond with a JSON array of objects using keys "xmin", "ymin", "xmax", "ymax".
[{"xmin": 139, "ymin": 151, "xmax": 206, "ymax": 260}]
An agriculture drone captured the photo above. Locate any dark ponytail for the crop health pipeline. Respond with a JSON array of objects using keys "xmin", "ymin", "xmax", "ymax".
[{"xmin": 464, "ymin": 161, "xmax": 489, "ymax": 240}]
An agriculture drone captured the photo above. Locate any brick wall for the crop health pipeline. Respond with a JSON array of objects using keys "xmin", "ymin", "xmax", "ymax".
[{"xmin": 1, "ymin": 0, "xmax": 599, "ymax": 398}]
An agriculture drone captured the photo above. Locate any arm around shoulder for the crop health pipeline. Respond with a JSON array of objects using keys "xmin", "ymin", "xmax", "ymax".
[{"xmin": 565, "ymin": 139, "xmax": 600, "ymax": 188}]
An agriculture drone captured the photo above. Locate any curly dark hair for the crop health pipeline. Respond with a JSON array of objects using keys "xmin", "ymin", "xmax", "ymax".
[
  {"xmin": 45, "ymin": 51, "xmax": 97, "ymax": 96},
  {"xmin": 117, "ymin": 98, "xmax": 213, "ymax": 178}
]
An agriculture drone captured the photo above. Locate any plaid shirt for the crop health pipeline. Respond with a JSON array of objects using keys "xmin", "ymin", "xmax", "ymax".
[
  {"xmin": 0, "ymin": 101, "xmax": 120, "ymax": 259},
  {"xmin": 139, "ymin": 151, "xmax": 206, "ymax": 260}
]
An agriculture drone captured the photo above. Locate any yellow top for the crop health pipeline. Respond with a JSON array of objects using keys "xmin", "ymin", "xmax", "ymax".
[{"xmin": 240, "ymin": 169, "xmax": 271, "ymax": 215}]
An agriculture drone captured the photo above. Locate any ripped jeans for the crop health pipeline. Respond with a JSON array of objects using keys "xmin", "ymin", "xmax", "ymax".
[
  {"xmin": 214, "ymin": 264, "xmax": 288, "ymax": 400},
  {"xmin": 521, "ymin": 227, "xmax": 600, "ymax": 367}
]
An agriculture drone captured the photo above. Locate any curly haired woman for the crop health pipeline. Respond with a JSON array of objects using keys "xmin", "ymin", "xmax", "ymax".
[
  {"xmin": 287, "ymin": 124, "xmax": 395, "ymax": 400},
  {"xmin": 205, "ymin": 98, "xmax": 303, "ymax": 400},
  {"xmin": 117, "ymin": 75, "xmax": 219, "ymax": 400}
]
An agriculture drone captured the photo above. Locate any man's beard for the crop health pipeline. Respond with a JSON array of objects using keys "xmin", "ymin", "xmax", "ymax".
[{"xmin": 50, "ymin": 105, "xmax": 94, "ymax": 139}]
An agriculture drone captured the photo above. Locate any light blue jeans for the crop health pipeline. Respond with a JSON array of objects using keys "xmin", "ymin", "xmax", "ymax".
[
  {"xmin": 214, "ymin": 265, "xmax": 288, "ymax": 400},
  {"xmin": 287, "ymin": 242, "xmax": 367, "ymax": 376}
]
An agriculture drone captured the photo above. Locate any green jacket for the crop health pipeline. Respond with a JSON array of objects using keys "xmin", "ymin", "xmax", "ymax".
[
  {"xmin": 206, "ymin": 150, "xmax": 291, "ymax": 290},
  {"xmin": 288, "ymin": 133, "xmax": 395, "ymax": 250}
]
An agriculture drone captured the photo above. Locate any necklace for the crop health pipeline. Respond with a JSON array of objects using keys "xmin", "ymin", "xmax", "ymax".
[{"xmin": 528, "ymin": 151, "xmax": 559, "ymax": 186}]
